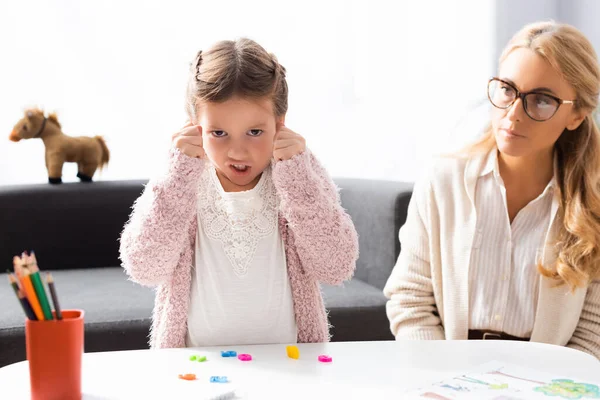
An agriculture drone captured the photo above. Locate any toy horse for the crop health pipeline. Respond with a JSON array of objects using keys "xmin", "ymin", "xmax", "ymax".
[{"xmin": 9, "ymin": 109, "xmax": 109, "ymax": 184}]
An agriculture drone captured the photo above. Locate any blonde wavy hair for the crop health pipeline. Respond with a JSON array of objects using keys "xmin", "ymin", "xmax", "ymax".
[{"xmin": 465, "ymin": 21, "xmax": 600, "ymax": 290}]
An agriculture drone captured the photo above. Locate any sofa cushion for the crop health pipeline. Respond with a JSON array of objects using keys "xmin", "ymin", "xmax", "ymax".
[
  {"xmin": 0, "ymin": 267, "xmax": 153, "ymax": 368},
  {"xmin": 0, "ymin": 267, "xmax": 392, "ymax": 367},
  {"xmin": 322, "ymin": 278, "xmax": 393, "ymax": 342},
  {"xmin": 1, "ymin": 267, "xmax": 153, "ymax": 329}
]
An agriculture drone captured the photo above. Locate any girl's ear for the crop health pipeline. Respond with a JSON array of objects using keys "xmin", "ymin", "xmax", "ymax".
[{"xmin": 276, "ymin": 115, "xmax": 286, "ymax": 130}]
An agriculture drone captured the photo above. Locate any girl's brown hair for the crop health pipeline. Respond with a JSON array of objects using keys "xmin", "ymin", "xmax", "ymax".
[{"xmin": 185, "ymin": 38, "xmax": 288, "ymax": 121}]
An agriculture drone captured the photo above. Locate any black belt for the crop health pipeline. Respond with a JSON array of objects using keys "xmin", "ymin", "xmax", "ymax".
[{"xmin": 468, "ymin": 330, "xmax": 530, "ymax": 341}]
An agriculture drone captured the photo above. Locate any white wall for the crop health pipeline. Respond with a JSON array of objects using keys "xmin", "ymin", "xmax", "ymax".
[
  {"xmin": 0, "ymin": 0, "xmax": 495, "ymax": 185},
  {"xmin": 493, "ymin": 0, "xmax": 559, "ymax": 64},
  {"xmin": 558, "ymin": 0, "xmax": 600, "ymax": 53},
  {"xmin": 493, "ymin": 0, "xmax": 600, "ymax": 70}
]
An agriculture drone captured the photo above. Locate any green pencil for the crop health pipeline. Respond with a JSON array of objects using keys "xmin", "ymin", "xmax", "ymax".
[{"xmin": 28, "ymin": 253, "xmax": 53, "ymax": 320}]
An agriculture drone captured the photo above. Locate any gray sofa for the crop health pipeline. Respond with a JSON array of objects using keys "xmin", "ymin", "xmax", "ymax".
[{"xmin": 0, "ymin": 178, "xmax": 412, "ymax": 368}]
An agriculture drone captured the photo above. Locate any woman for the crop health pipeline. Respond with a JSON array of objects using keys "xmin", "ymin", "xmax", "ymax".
[{"xmin": 384, "ymin": 21, "xmax": 600, "ymax": 359}]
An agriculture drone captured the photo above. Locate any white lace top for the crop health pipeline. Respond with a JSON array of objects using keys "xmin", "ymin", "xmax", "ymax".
[{"xmin": 185, "ymin": 165, "xmax": 297, "ymax": 347}]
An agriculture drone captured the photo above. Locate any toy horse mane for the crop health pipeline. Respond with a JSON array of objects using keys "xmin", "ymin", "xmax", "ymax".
[
  {"xmin": 47, "ymin": 112, "xmax": 61, "ymax": 128},
  {"xmin": 27, "ymin": 108, "xmax": 61, "ymax": 129}
]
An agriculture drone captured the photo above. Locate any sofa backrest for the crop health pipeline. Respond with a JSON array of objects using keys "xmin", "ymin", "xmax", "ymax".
[
  {"xmin": 0, "ymin": 181, "xmax": 145, "ymax": 270},
  {"xmin": 0, "ymin": 179, "xmax": 413, "ymax": 288},
  {"xmin": 335, "ymin": 178, "xmax": 413, "ymax": 290}
]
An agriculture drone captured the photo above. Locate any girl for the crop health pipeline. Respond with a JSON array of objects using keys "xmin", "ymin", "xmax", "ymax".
[
  {"xmin": 120, "ymin": 38, "xmax": 358, "ymax": 348},
  {"xmin": 384, "ymin": 21, "xmax": 600, "ymax": 359}
]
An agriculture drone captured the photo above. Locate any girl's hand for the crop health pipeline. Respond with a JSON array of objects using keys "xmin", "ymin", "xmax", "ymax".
[
  {"xmin": 172, "ymin": 123, "xmax": 205, "ymax": 159},
  {"xmin": 273, "ymin": 125, "xmax": 306, "ymax": 162}
]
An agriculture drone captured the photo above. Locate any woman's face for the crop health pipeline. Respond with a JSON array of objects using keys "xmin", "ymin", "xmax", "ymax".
[{"xmin": 490, "ymin": 48, "xmax": 585, "ymax": 159}]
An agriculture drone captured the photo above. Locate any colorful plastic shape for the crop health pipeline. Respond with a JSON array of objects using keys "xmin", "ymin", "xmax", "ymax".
[
  {"xmin": 178, "ymin": 373, "xmax": 197, "ymax": 381},
  {"xmin": 286, "ymin": 345, "xmax": 300, "ymax": 359}
]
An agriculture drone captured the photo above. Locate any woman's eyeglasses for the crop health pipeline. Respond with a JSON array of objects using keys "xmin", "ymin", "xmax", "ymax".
[{"xmin": 487, "ymin": 77, "xmax": 575, "ymax": 121}]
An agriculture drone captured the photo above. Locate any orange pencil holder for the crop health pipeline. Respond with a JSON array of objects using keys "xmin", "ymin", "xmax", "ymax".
[{"xmin": 25, "ymin": 310, "xmax": 84, "ymax": 400}]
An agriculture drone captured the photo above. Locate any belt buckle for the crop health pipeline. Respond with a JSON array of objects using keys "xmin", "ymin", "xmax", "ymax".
[{"xmin": 482, "ymin": 332, "xmax": 502, "ymax": 340}]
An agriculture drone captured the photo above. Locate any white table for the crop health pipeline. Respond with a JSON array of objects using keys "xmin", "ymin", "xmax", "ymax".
[{"xmin": 1, "ymin": 340, "xmax": 598, "ymax": 399}]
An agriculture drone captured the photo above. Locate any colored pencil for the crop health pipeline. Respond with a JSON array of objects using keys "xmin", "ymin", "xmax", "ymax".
[
  {"xmin": 7, "ymin": 272, "xmax": 20, "ymax": 295},
  {"xmin": 13, "ymin": 256, "xmax": 24, "ymax": 279},
  {"xmin": 7, "ymin": 273, "xmax": 37, "ymax": 320},
  {"xmin": 7, "ymin": 269, "xmax": 19, "ymax": 288},
  {"xmin": 18, "ymin": 289, "xmax": 37, "ymax": 320},
  {"xmin": 27, "ymin": 254, "xmax": 53, "ymax": 320},
  {"xmin": 46, "ymin": 273, "xmax": 63, "ymax": 320},
  {"xmin": 17, "ymin": 264, "xmax": 45, "ymax": 321},
  {"xmin": 21, "ymin": 273, "xmax": 44, "ymax": 320}
]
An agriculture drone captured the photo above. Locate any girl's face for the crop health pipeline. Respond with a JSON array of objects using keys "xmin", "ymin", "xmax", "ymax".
[
  {"xmin": 490, "ymin": 48, "xmax": 585, "ymax": 159},
  {"xmin": 197, "ymin": 96, "xmax": 282, "ymax": 192}
]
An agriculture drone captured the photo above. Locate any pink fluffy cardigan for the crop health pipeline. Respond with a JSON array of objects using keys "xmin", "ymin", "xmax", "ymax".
[{"xmin": 119, "ymin": 149, "xmax": 359, "ymax": 348}]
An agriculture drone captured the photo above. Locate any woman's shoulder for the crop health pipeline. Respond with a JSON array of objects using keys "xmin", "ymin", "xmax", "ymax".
[
  {"xmin": 419, "ymin": 153, "xmax": 471, "ymax": 186},
  {"xmin": 414, "ymin": 150, "xmax": 489, "ymax": 199}
]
